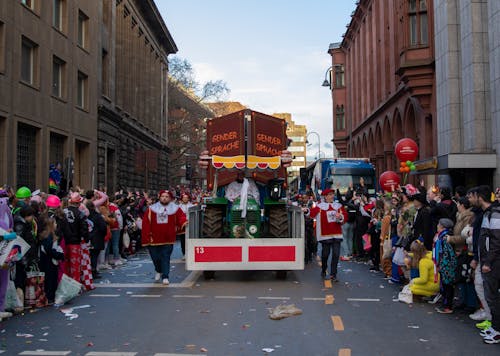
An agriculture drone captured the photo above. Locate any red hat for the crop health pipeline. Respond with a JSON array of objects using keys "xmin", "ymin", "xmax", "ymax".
[
  {"xmin": 321, "ymin": 188, "xmax": 335, "ymax": 196},
  {"xmin": 159, "ymin": 190, "xmax": 174, "ymax": 199}
]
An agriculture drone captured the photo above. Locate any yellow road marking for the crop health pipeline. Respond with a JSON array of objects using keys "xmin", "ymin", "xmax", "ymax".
[
  {"xmin": 324, "ymin": 280, "xmax": 333, "ymax": 288},
  {"xmin": 331, "ymin": 315, "xmax": 344, "ymax": 331},
  {"xmin": 338, "ymin": 348, "xmax": 351, "ymax": 356},
  {"xmin": 325, "ymin": 294, "xmax": 335, "ymax": 304}
]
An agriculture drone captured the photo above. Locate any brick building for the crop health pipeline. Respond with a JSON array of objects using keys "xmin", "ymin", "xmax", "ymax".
[
  {"xmin": 97, "ymin": 0, "xmax": 177, "ymax": 193},
  {"xmin": 328, "ymin": 0, "xmax": 499, "ymax": 188},
  {"xmin": 328, "ymin": 0, "xmax": 436, "ymax": 184},
  {"xmin": 0, "ymin": 0, "xmax": 100, "ymax": 190}
]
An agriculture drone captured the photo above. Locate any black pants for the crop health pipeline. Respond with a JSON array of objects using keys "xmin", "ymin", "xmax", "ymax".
[
  {"xmin": 442, "ymin": 282, "xmax": 454, "ymax": 309},
  {"xmin": 483, "ymin": 272, "xmax": 500, "ymax": 331},
  {"xmin": 90, "ymin": 249, "xmax": 101, "ymax": 273},
  {"xmin": 369, "ymin": 232, "xmax": 381, "ymax": 269},
  {"xmin": 321, "ymin": 239, "xmax": 341, "ymax": 277},
  {"xmin": 177, "ymin": 234, "xmax": 186, "ymax": 256}
]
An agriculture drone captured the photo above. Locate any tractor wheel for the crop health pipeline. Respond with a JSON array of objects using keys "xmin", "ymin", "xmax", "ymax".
[
  {"xmin": 202, "ymin": 206, "xmax": 223, "ymax": 238},
  {"xmin": 203, "ymin": 271, "xmax": 215, "ymax": 280},
  {"xmin": 269, "ymin": 207, "xmax": 289, "ymax": 237}
]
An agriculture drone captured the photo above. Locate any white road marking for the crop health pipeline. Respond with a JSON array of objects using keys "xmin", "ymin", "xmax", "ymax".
[
  {"xmin": 19, "ymin": 352, "xmax": 71, "ymax": 356},
  {"xmin": 89, "ymin": 294, "xmax": 120, "ymax": 297},
  {"xmin": 302, "ymin": 297, "xmax": 325, "ymax": 301},
  {"xmin": 172, "ymin": 295, "xmax": 204, "ymax": 298},
  {"xmin": 130, "ymin": 294, "xmax": 161, "ymax": 298},
  {"xmin": 215, "ymin": 296, "xmax": 247, "ymax": 299},
  {"xmin": 85, "ymin": 353, "xmax": 137, "ymax": 356},
  {"xmin": 153, "ymin": 354, "xmax": 203, "ymax": 356},
  {"xmin": 257, "ymin": 296, "xmax": 290, "ymax": 300},
  {"xmin": 94, "ymin": 271, "xmax": 201, "ymax": 289},
  {"xmin": 347, "ymin": 298, "xmax": 380, "ymax": 302}
]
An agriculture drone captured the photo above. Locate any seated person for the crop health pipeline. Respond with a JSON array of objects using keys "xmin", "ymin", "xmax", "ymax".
[
  {"xmin": 408, "ymin": 239, "xmax": 440, "ymax": 297},
  {"xmin": 224, "ymin": 171, "xmax": 260, "ymax": 203}
]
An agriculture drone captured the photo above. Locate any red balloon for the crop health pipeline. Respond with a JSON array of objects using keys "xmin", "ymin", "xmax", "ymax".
[
  {"xmin": 395, "ymin": 138, "xmax": 419, "ymax": 162},
  {"xmin": 379, "ymin": 171, "xmax": 401, "ymax": 192}
]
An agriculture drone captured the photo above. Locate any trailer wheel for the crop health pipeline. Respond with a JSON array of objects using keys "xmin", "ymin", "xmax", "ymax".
[
  {"xmin": 202, "ymin": 206, "xmax": 223, "ymax": 237},
  {"xmin": 276, "ymin": 271, "xmax": 287, "ymax": 279},
  {"xmin": 203, "ymin": 271, "xmax": 215, "ymax": 280},
  {"xmin": 269, "ymin": 207, "xmax": 289, "ymax": 237}
]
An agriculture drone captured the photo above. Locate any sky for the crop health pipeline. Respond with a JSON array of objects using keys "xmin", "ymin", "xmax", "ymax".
[{"xmin": 157, "ymin": 0, "xmax": 357, "ymax": 159}]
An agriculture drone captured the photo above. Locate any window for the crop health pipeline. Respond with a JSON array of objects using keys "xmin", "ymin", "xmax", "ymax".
[
  {"xmin": 0, "ymin": 22, "xmax": 4, "ymax": 73},
  {"xmin": 77, "ymin": 71, "xmax": 88, "ymax": 109},
  {"xmin": 53, "ymin": 0, "xmax": 64, "ymax": 31},
  {"xmin": 102, "ymin": 49, "xmax": 109, "ymax": 96},
  {"xmin": 334, "ymin": 65, "xmax": 345, "ymax": 88},
  {"xmin": 52, "ymin": 56, "xmax": 65, "ymax": 98},
  {"xmin": 77, "ymin": 10, "xmax": 88, "ymax": 49},
  {"xmin": 21, "ymin": 36, "xmax": 38, "ymax": 85},
  {"xmin": 336, "ymin": 105, "xmax": 345, "ymax": 131},
  {"xmin": 17, "ymin": 123, "xmax": 37, "ymax": 189},
  {"xmin": 409, "ymin": 0, "xmax": 428, "ymax": 46},
  {"xmin": 21, "ymin": 0, "xmax": 34, "ymax": 10}
]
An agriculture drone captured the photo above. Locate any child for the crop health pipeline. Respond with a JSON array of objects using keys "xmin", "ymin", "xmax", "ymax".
[
  {"xmin": 39, "ymin": 217, "xmax": 65, "ymax": 303},
  {"xmin": 433, "ymin": 218, "xmax": 457, "ymax": 314},
  {"xmin": 409, "ymin": 239, "xmax": 440, "ymax": 297}
]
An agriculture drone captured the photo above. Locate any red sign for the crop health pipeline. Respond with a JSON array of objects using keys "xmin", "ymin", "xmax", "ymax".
[
  {"xmin": 194, "ymin": 246, "xmax": 242, "ymax": 262},
  {"xmin": 248, "ymin": 246, "xmax": 296, "ymax": 262}
]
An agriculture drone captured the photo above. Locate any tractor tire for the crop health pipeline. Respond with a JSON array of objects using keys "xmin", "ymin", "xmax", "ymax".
[
  {"xmin": 202, "ymin": 206, "xmax": 223, "ymax": 238},
  {"xmin": 269, "ymin": 207, "xmax": 289, "ymax": 237}
]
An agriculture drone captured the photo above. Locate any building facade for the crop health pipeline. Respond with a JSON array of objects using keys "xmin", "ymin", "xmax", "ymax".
[
  {"xmin": 97, "ymin": 0, "xmax": 177, "ymax": 193},
  {"xmin": 167, "ymin": 80, "xmax": 214, "ymax": 188},
  {"xmin": 273, "ymin": 113, "xmax": 307, "ymax": 180},
  {"xmin": 433, "ymin": 0, "xmax": 498, "ymax": 188},
  {"xmin": 328, "ymin": 0, "xmax": 437, "ymax": 184},
  {"xmin": 0, "ymin": 0, "xmax": 99, "ymax": 191}
]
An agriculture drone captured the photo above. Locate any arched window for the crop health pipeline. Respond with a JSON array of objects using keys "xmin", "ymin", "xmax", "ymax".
[
  {"xmin": 409, "ymin": 0, "xmax": 428, "ymax": 46},
  {"xmin": 336, "ymin": 105, "xmax": 345, "ymax": 131}
]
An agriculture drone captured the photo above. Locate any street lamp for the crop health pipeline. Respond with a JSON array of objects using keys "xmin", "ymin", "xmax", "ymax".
[
  {"xmin": 322, "ymin": 64, "xmax": 344, "ymax": 159},
  {"xmin": 306, "ymin": 131, "xmax": 321, "ymax": 161},
  {"xmin": 322, "ymin": 66, "xmax": 333, "ymax": 89}
]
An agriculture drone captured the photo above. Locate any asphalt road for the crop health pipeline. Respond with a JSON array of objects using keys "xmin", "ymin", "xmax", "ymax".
[{"xmin": 2, "ymin": 242, "xmax": 498, "ymax": 356}]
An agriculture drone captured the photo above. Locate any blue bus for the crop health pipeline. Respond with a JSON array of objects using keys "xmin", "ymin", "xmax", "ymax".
[{"xmin": 299, "ymin": 158, "xmax": 376, "ymax": 198}]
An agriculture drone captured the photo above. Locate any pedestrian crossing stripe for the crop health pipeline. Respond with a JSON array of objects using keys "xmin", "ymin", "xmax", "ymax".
[{"xmin": 18, "ymin": 352, "xmax": 71, "ymax": 355}]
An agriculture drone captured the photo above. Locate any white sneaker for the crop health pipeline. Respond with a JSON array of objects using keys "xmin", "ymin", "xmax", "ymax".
[
  {"xmin": 113, "ymin": 260, "xmax": 123, "ymax": 266},
  {"xmin": 162, "ymin": 278, "xmax": 169, "ymax": 285},
  {"xmin": 154, "ymin": 272, "xmax": 161, "ymax": 281},
  {"xmin": 428, "ymin": 293, "xmax": 442, "ymax": 304},
  {"xmin": 470, "ymin": 309, "xmax": 490, "ymax": 321},
  {"xmin": 0, "ymin": 311, "xmax": 12, "ymax": 318}
]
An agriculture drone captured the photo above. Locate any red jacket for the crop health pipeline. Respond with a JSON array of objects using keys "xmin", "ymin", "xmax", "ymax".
[
  {"xmin": 309, "ymin": 202, "xmax": 347, "ymax": 242},
  {"xmin": 141, "ymin": 202, "xmax": 187, "ymax": 246}
]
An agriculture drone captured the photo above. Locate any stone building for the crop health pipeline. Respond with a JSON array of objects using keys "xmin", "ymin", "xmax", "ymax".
[
  {"xmin": 97, "ymin": 0, "xmax": 177, "ymax": 193},
  {"xmin": 0, "ymin": 0, "xmax": 100, "ymax": 190},
  {"xmin": 327, "ymin": 0, "xmax": 436, "ymax": 183},
  {"xmin": 167, "ymin": 80, "xmax": 214, "ymax": 188},
  {"xmin": 433, "ymin": 0, "xmax": 498, "ymax": 187},
  {"xmin": 273, "ymin": 113, "xmax": 307, "ymax": 180}
]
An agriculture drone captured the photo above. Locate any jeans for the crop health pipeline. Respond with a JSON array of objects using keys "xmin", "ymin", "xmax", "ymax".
[
  {"xmin": 111, "ymin": 229, "xmax": 120, "ymax": 260},
  {"xmin": 148, "ymin": 244, "xmax": 174, "ymax": 279},
  {"xmin": 341, "ymin": 222, "xmax": 354, "ymax": 256},
  {"xmin": 321, "ymin": 239, "xmax": 341, "ymax": 277}
]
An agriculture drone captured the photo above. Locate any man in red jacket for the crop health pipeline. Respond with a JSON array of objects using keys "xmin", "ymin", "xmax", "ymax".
[
  {"xmin": 306, "ymin": 189, "xmax": 347, "ymax": 281},
  {"xmin": 141, "ymin": 190, "xmax": 187, "ymax": 285}
]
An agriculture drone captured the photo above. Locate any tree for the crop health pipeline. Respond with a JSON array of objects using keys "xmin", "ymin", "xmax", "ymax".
[{"xmin": 169, "ymin": 56, "xmax": 230, "ymax": 102}]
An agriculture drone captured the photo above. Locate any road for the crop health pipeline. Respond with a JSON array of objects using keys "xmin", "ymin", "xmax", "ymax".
[{"xmin": 2, "ymin": 242, "xmax": 497, "ymax": 356}]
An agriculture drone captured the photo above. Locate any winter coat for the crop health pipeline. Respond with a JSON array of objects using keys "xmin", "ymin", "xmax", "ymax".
[
  {"xmin": 479, "ymin": 202, "xmax": 500, "ymax": 277},
  {"xmin": 60, "ymin": 205, "xmax": 89, "ymax": 245},
  {"xmin": 410, "ymin": 251, "xmax": 440, "ymax": 297},
  {"xmin": 87, "ymin": 209, "xmax": 107, "ymax": 251},
  {"xmin": 448, "ymin": 208, "xmax": 474, "ymax": 254}
]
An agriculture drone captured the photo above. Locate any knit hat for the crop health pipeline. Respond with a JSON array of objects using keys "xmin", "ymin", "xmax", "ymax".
[{"xmin": 438, "ymin": 218, "xmax": 454, "ymax": 230}]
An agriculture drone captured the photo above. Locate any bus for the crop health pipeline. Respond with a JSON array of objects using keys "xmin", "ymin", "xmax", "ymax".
[{"xmin": 299, "ymin": 158, "xmax": 376, "ymax": 198}]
